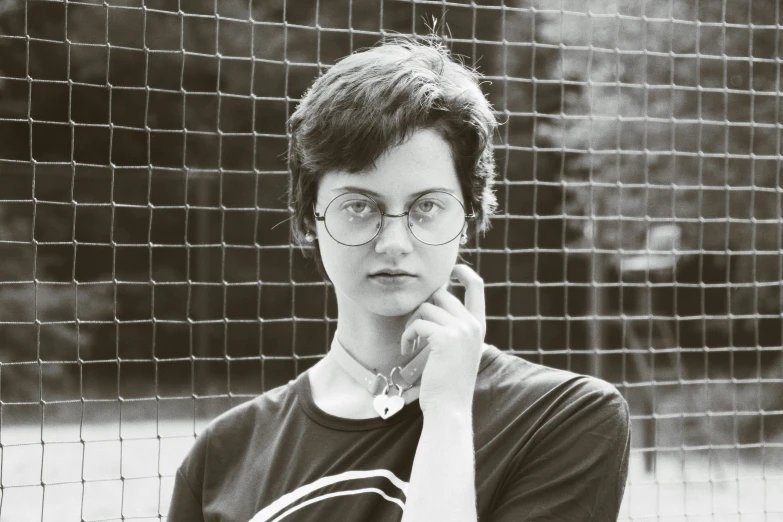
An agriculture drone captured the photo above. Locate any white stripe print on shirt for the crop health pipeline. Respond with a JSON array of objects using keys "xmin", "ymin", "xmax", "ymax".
[{"xmin": 248, "ymin": 469, "xmax": 409, "ymax": 522}]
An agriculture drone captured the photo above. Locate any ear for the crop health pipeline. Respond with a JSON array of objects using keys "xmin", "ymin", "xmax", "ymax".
[
  {"xmin": 303, "ymin": 214, "xmax": 318, "ymax": 234},
  {"xmin": 307, "ymin": 222, "xmax": 318, "ymax": 239}
]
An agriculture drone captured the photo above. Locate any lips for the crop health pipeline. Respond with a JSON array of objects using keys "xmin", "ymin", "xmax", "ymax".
[
  {"xmin": 369, "ymin": 272, "xmax": 417, "ymax": 285},
  {"xmin": 369, "ymin": 270, "xmax": 415, "ymax": 277}
]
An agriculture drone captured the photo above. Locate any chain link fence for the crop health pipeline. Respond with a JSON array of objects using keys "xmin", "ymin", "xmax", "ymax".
[{"xmin": 0, "ymin": 0, "xmax": 781, "ymax": 519}]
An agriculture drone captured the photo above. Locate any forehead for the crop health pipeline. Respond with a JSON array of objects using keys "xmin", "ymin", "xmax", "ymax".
[{"xmin": 317, "ymin": 129, "xmax": 461, "ymax": 201}]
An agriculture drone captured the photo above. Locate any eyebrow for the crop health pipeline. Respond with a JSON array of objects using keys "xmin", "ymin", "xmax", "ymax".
[{"xmin": 329, "ymin": 186, "xmax": 458, "ymax": 199}]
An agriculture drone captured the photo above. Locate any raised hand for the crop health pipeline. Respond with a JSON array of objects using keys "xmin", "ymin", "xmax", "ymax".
[{"xmin": 401, "ymin": 264, "xmax": 486, "ymax": 415}]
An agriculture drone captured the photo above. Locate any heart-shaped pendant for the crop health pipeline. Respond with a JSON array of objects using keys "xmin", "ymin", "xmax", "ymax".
[{"xmin": 373, "ymin": 393, "xmax": 405, "ymax": 419}]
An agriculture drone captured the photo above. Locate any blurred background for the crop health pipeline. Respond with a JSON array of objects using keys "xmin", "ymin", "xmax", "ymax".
[{"xmin": 0, "ymin": 0, "xmax": 781, "ymax": 520}]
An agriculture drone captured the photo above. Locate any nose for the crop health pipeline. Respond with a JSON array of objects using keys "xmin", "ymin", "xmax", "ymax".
[{"xmin": 374, "ymin": 214, "xmax": 414, "ymax": 256}]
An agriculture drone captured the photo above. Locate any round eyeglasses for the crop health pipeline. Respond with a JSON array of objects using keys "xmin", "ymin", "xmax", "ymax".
[{"xmin": 314, "ymin": 191, "xmax": 475, "ymax": 247}]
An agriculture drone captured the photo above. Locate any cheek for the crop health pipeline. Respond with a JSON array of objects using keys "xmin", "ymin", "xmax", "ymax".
[
  {"xmin": 422, "ymin": 244, "xmax": 461, "ymax": 286},
  {"xmin": 317, "ymin": 236, "xmax": 364, "ymax": 284},
  {"xmin": 318, "ymin": 242, "xmax": 344, "ymax": 278}
]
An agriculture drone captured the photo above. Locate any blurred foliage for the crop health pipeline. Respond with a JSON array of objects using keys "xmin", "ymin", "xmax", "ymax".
[
  {"xmin": 537, "ymin": 1, "xmax": 782, "ymax": 340},
  {"xmin": 0, "ymin": 0, "xmax": 575, "ymax": 393},
  {"xmin": 0, "ymin": 0, "xmax": 780, "ymax": 402},
  {"xmin": 0, "ymin": 203, "xmax": 113, "ymax": 400}
]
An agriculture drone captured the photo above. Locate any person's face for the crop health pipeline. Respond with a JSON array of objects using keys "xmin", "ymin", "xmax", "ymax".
[{"xmin": 314, "ymin": 129, "xmax": 465, "ymax": 317}]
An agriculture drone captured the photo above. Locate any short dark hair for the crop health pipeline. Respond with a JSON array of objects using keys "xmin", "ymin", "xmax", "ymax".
[{"xmin": 288, "ymin": 37, "xmax": 498, "ymax": 280}]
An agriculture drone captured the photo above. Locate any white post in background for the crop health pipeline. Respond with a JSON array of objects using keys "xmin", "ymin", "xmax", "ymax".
[
  {"xmin": 585, "ymin": 221, "xmax": 605, "ymax": 381},
  {"xmin": 620, "ymin": 224, "xmax": 682, "ymax": 473}
]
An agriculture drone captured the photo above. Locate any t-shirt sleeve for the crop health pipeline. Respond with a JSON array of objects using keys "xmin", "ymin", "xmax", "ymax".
[
  {"xmin": 168, "ymin": 468, "xmax": 206, "ymax": 522},
  {"xmin": 489, "ymin": 379, "xmax": 631, "ymax": 522},
  {"xmin": 167, "ymin": 428, "xmax": 210, "ymax": 522}
]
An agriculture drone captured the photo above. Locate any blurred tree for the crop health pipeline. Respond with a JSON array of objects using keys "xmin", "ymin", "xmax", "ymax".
[
  {"xmin": 0, "ymin": 0, "xmax": 576, "ymax": 387},
  {"xmin": 0, "ymin": 0, "xmax": 368, "ymax": 388},
  {"xmin": 0, "ymin": 204, "xmax": 113, "ymax": 401},
  {"xmin": 538, "ymin": 0, "xmax": 782, "ymax": 343}
]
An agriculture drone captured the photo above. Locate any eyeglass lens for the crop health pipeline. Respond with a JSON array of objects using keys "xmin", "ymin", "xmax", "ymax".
[{"xmin": 323, "ymin": 192, "xmax": 466, "ymax": 246}]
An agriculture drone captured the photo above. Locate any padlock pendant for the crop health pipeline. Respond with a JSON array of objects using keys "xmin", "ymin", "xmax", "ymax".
[{"xmin": 372, "ymin": 382, "xmax": 405, "ymax": 419}]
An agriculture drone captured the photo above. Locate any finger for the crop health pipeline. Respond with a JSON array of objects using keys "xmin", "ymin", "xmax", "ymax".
[
  {"xmin": 450, "ymin": 264, "xmax": 486, "ymax": 336},
  {"xmin": 401, "ymin": 319, "xmax": 440, "ymax": 355},
  {"xmin": 427, "ymin": 286, "xmax": 472, "ymax": 322},
  {"xmin": 406, "ymin": 302, "xmax": 458, "ymax": 329}
]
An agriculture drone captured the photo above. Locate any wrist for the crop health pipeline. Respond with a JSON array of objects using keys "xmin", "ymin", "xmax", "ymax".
[
  {"xmin": 422, "ymin": 403, "xmax": 473, "ymax": 426},
  {"xmin": 420, "ymin": 391, "xmax": 474, "ymax": 417}
]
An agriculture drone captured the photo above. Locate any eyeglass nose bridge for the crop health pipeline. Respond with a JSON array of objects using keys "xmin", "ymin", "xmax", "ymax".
[
  {"xmin": 375, "ymin": 210, "xmax": 415, "ymax": 239},
  {"xmin": 382, "ymin": 211, "xmax": 408, "ymax": 218}
]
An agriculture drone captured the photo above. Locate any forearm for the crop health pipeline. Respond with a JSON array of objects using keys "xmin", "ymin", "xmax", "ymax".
[{"xmin": 401, "ymin": 407, "xmax": 477, "ymax": 522}]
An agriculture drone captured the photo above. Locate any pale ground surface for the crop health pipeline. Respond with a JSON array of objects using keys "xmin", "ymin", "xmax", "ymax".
[{"xmin": 0, "ymin": 408, "xmax": 782, "ymax": 522}]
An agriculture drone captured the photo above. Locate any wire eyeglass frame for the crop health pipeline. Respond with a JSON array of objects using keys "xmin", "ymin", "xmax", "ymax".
[{"xmin": 313, "ymin": 190, "xmax": 476, "ymax": 247}]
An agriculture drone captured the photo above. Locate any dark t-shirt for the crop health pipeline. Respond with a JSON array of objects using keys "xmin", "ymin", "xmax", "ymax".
[{"xmin": 169, "ymin": 344, "xmax": 631, "ymax": 521}]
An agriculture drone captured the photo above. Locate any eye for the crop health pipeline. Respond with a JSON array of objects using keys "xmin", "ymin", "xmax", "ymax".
[
  {"xmin": 341, "ymin": 200, "xmax": 373, "ymax": 215},
  {"xmin": 415, "ymin": 200, "xmax": 443, "ymax": 213}
]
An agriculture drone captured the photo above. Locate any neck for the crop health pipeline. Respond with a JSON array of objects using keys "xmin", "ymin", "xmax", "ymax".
[{"xmin": 330, "ymin": 298, "xmax": 422, "ymax": 379}]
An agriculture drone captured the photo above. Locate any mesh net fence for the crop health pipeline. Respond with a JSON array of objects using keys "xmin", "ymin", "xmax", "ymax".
[{"xmin": 0, "ymin": 0, "xmax": 781, "ymax": 519}]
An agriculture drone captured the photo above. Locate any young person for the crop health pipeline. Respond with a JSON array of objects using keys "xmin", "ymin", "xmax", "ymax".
[{"xmin": 169, "ymin": 38, "xmax": 631, "ymax": 522}]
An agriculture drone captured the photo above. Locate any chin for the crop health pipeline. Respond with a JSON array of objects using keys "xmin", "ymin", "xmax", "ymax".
[
  {"xmin": 361, "ymin": 287, "xmax": 429, "ymax": 317},
  {"xmin": 357, "ymin": 292, "xmax": 415, "ymax": 317},
  {"xmin": 367, "ymin": 301, "xmax": 419, "ymax": 318}
]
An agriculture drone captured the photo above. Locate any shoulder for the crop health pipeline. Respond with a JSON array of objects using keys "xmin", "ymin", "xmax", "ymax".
[
  {"xmin": 478, "ymin": 345, "xmax": 629, "ymax": 435},
  {"xmin": 174, "ymin": 380, "xmax": 302, "ymax": 505},
  {"xmin": 182, "ymin": 380, "xmax": 297, "ymax": 465},
  {"xmin": 205, "ymin": 381, "xmax": 296, "ymax": 441},
  {"xmin": 482, "ymin": 345, "xmax": 626, "ymax": 404},
  {"xmin": 476, "ymin": 349, "xmax": 631, "ymax": 521}
]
